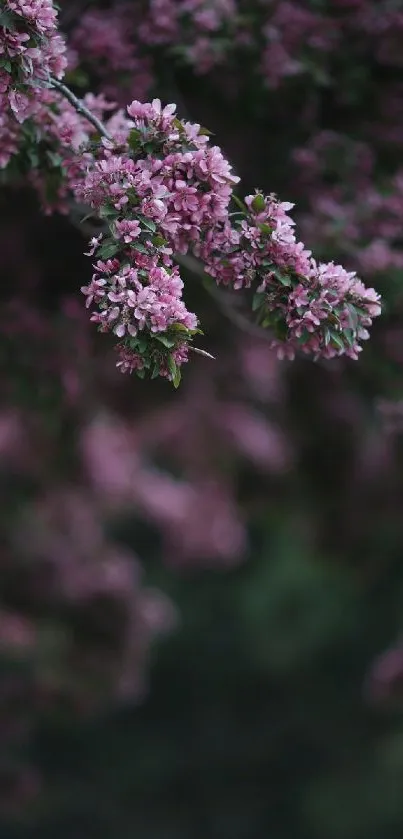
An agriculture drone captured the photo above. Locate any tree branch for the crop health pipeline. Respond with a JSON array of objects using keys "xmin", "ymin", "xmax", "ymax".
[{"xmin": 49, "ymin": 76, "xmax": 113, "ymax": 141}]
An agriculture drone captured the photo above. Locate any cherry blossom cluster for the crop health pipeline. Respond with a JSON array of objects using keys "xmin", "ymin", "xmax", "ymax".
[
  {"xmin": 78, "ymin": 98, "xmax": 239, "ymax": 383},
  {"xmin": 200, "ymin": 192, "xmax": 381, "ymax": 360},
  {"xmin": 0, "ymin": 0, "xmax": 66, "ymax": 121},
  {"xmin": 0, "ymin": 87, "xmax": 111, "ymax": 210}
]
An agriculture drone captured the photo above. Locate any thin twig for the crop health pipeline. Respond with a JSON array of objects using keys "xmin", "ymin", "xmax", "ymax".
[
  {"xmin": 49, "ymin": 76, "xmax": 113, "ymax": 140},
  {"xmin": 189, "ymin": 347, "xmax": 216, "ymax": 360}
]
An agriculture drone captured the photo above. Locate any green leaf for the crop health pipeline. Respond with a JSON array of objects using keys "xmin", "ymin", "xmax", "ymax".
[
  {"xmin": 128, "ymin": 128, "xmax": 142, "ymax": 151},
  {"xmin": 46, "ymin": 151, "xmax": 62, "ymax": 168},
  {"xmin": 98, "ymin": 241, "xmax": 119, "ymax": 259},
  {"xmin": 252, "ymin": 292, "xmax": 265, "ymax": 312},
  {"xmin": 27, "ymin": 149, "xmax": 39, "ymax": 168},
  {"xmin": 276, "ymin": 273, "xmax": 292, "ymax": 287},
  {"xmin": 346, "ymin": 303, "xmax": 359, "ymax": 331},
  {"xmin": 172, "ymin": 118, "xmax": 185, "ymax": 134},
  {"xmin": 99, "ymin": 204, "xmax": 116, "ymax": 219},
  {"xmin": 251, "ymin": 194, "xmax": 266, "ymax": 213},
  {"xmin": 126, "ymin": 188, "xmax": 139, "ymax": 204},
  {"xmin": 131, "ymin": 242, "xmax": 148, "ymax": 254},
  {"xmin": 329, "ymin": 330, "xmax": 345, "ymax": 351},
  {"xmin": 152, "ymin": 235, "xmax": 167, "ymax": 247},
  {"xmin": 155, "ymin": 335, "xmax": 176, "ymax": 349},
  {"xmin": 342, "ymin": 328, "xmax": 355, "ymax": 348},
  {"xmin": 141, "ymin": 218, "xmax": 156, "ymax": 233},
  {"xmin": 269, "ymin": 266, "xmax": 292, "ymax": 287},
  {"xmin": 168, "ymin": 357, "xmax": 177, "ymax": 378},
  {"xmin": 172, "ymin": 367, "xmax": 182, "ymax": 389},
  {"xmin": 167, "ymin": 356, "xmax": 181, "ymax": 387},
  {"xmin": 258, "ymin": 222, "xmax": 272, "ymax": 235},
  {"xmin": 0, "ymin": 58, "xmax": 12, "ymax": 73},
  {"xmin": 169, "ymin": 323, "xmax": 189, "ymax": 333},
  {"xmin": 274, "ymin": 321, "xmax": 288, "ymax": 341},
  {"xmin": 232, "ymin": 194, "xmax": 247, "ymax": 213},
  {"xmin": 0, "ymin": 11, "xmax": 16, "ymax": 31}
]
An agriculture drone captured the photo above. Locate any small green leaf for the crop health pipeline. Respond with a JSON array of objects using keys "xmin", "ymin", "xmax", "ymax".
[
  {"xmin": 168, "ymin": 356, "xmax": 181, "ymax": 387},
  {"xmin": 258, "ymin": 222, "xmax": 272, "ymax": 235},
  {"xmin": 342, "ymin": 328, "xmax": 355, "ymax": 348},
  {"xmin": 131, "ymin": 242, "xmax": 148, "ymax": 253},
  {"xmin": 297, "ymin": 329, "xmax": 310, "ymax": 345},
  {"xmin": 0, "ymin": 11, "xmax": 16, "ymax": 31},
  {"xmin": 232, "ymin": 194, "xmax": 247, "ymax": 213},
  {"xmin": 168, "ymin": 356, "xmax": 177, "ymax": 377},
  {"xmin": 269, "ymin": 266, "xmax": 292, "ymax": 287},
  {"xmin": 252, "ymin": 292, "xmax": 265, "ymax": 311},
  {"xmin": 172, "ymin": 367, "xmax": 182, "ymax": 389},
  {"xmin": 99, "ymin": 204, "xmax": 116, "ymax": 219},
  {"xmin": 276, "ymin": 273, "xmax": 292, "ymax": 287},
  {"xmin": 251, "ymin": 194, "xmax": 266, "ymax": 213},
  {"xmin": 329, "ymin": 330, "xmax": 345, "ymax": 351},
  {"xmin": 99, "ymin": 241, "xmax": 119, "ymax": 259},
  {"xmin": 141, "ymin": 218, "xmax": 156, "ymax": 233},
  {"xmin": 346, "ymin": 303, "xmax": 359, "ymax": 331},
  {"xmin": 169, "ymin": 323, "xmax": 188, "ymax": 333},
  {"xmin": 46, "ymin": 150, "xmax": 62, "ymax": 168},
  {"xmin": 126, "ymin": 188, "xmax": 139, "ymax": 204},
  {"xmin": 274, "ymin": 321, "xmax": 288, "ymax": 341},
  {"xmin": 128, "ymin": 128, "xmax": 142, "ymax": 151},
  {"xmin": 172, "ymin": 118, "xmax": 185, "ymax": 134},
  {"xmin": 152, "ymin": 235, "xmax": 167, "ymax": 247},
  {"xmin": 155, "ymin": 335, "xmax": 176, "ymax": 348}
]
